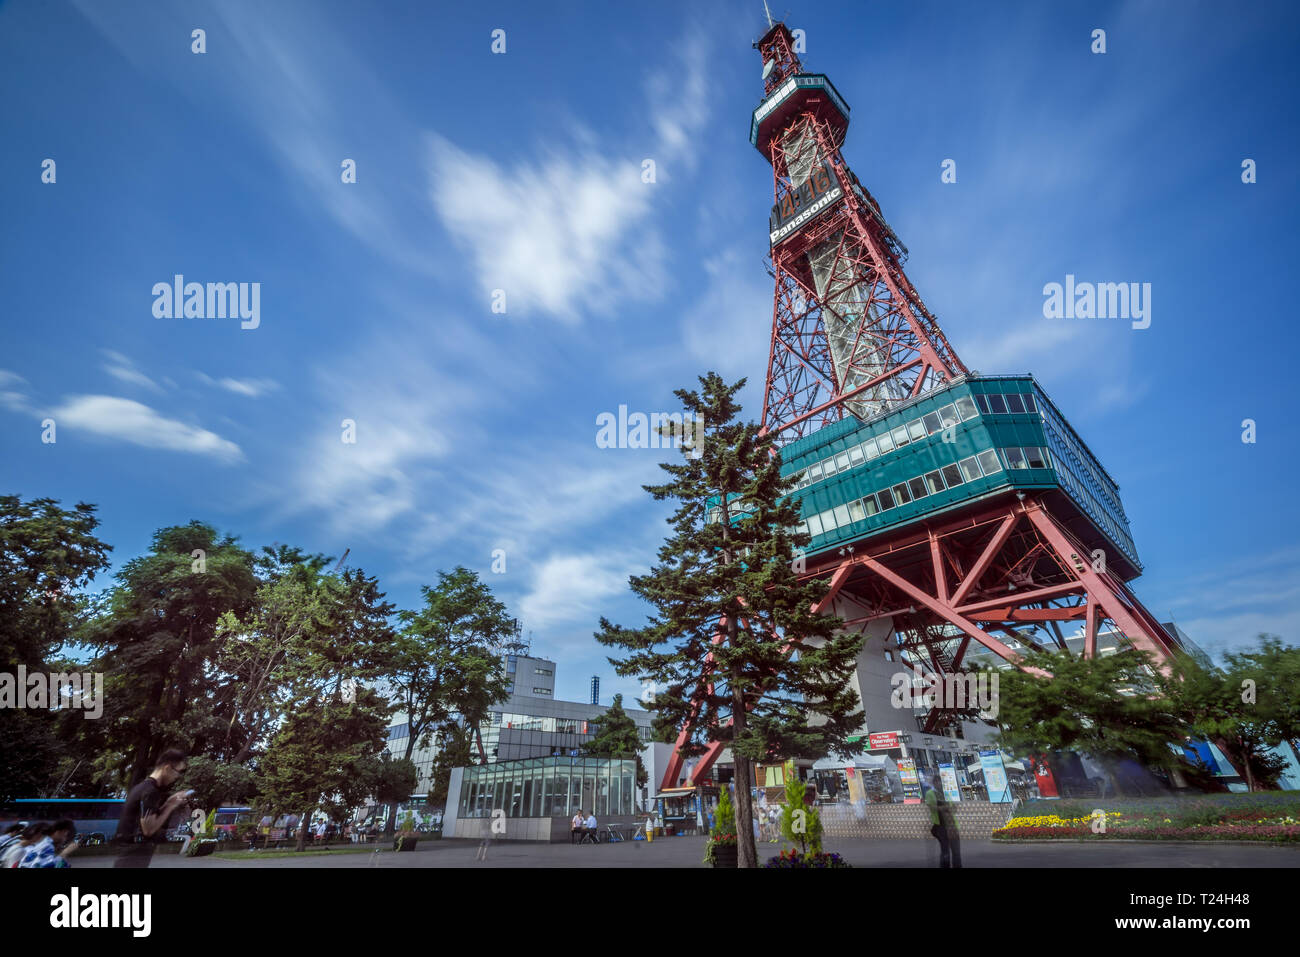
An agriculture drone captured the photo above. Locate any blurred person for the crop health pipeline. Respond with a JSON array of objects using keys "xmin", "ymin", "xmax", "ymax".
[
  {"xmin": 0, "ymin": 823, "xmax": 24, "ymax": 858},
  {"xmin": 114, "ymin": 748, "xmax": 192, "ymax": 869},
  {"xmin": 3, "ymin": 823, "xmax": 45, "ymax": 868},
  {"xmin": 18, "ymin": 819, "xmax": 78, "ymax": 868}
]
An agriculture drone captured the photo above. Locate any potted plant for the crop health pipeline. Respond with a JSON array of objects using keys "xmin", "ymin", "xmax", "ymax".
[
  {"xmin": 185, "ymin": 809, "xmax": 220, "ymax": 858},
  {"xmin": 394, "ymin": 811, "xmax": 418, "ymax": 852},
  {"xmin": 704, "ymin": 785, "xmax": 738, "ymax": 868}
]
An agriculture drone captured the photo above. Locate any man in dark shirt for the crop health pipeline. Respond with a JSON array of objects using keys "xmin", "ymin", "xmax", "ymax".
[{"xmin": 114, "ymin": 748, "xmax": 192, "ymax": 869}]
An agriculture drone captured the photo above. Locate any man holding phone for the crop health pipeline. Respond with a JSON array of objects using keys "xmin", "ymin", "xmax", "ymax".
[{"xmin": 114, "ymin": 748, "xmax": 192, "ymax": 869}]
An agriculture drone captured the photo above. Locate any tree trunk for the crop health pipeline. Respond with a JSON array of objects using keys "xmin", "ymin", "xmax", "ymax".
[
  {"xmin": 296, "ymin": 809, "xmax": 310, "ymax": 852},
  {"xmin": 732, "ymin": 684, "xmax": 757, "ymax": 869},
  {"xmin": 1239, "ymin": 736, "xmax": 1256, "ymax": 792}
]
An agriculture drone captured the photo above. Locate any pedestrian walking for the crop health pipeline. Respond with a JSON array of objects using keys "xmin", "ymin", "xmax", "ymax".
[
  {"xmin": 18, "ymin": 819, "xmax": 78, "ymax": 868},
  {"xmin": 475, "ymin": 814, "xmax": 496, "ymax": 861},
  {"xmin": 923, "ymin": 777, "xmax": 961, "ymax": 868},
  {"xmin": 0, "ymin": 823, "xmax": 24, "ymax": 858},
  {"xmin": 113, "ymin": 748, "xmax": 192, "ymax": 869},
  {"xmin": 3, "ymin": 823, "xmax": 45, "ymax": 868}
]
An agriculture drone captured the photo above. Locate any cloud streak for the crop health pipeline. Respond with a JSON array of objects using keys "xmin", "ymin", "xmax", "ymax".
[{"xmin": 51, "ymin": 395, "xmax": 243, "ymax": 463}]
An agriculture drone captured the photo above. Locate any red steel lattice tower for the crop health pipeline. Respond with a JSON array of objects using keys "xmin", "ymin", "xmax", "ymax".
[
  {"xmin": 659, "ymin": 21, "xmax": 1209, "ymax": 792},
  {"xmin": 754, "ymin": 24, "xmax": 966, "ymax": 440}
]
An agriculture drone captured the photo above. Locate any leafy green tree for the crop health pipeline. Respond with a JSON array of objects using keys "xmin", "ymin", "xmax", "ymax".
[
  {"xmin": 778, "ymin": 759, "xmax": 821, "ymax": 855},
  {"xmin": 212, "ymin": 545, "xmax": 333, "ymax": 763},
  {"xmin": 0, "ymin": 495, "xmax": 112, "ymax": 668},
  {"xmin": 1222, "ymin": 635, "xmax": 1300, "ymax": 772},
  {"xmin": 584, "ymin": 693, "xmax": 648, "ymax": 789},
  {"xmin": 82, "ymin": 522, "xmax": 258, "ymax": 786},
  {"xmin": 257, "ymin": 687, "xmax": 389, "ymax": 851},
  {"xmin": 990, "ymin": 646, "xmax": 1193, "ymax": 795},
  {"xmin": 596, "ymin": 373, "xmax": 863, "ymax": 868},
  {"xmin": 712, "ymin": 782, "xmax": 735, "ymax": 836},
  {"xmin": 0, "ymin": 495, "xmax": 112, "ymax": 801},
  {"xmin": 428, "ymin": 724, "xmax": 474, "ymax": 809},
  {"xmin": 390, "ymin": 567, "xmax": 514, "ymax": 778},
  {"xmin": 1170, "ymin": 649, "xmax": 1288, "ymax": 791},
  {"xmin": 374, "ymin": 756, "xmax": 419, "ymax": 836},
  {"xmin": 180, "ymin": 755, "xmax": 257, "ymax": 813}
]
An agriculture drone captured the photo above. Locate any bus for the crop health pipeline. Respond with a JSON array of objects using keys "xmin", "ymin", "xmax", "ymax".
[
  {"xmin": 1, "ymin": 799, "xmax": 255, "ymax": 843},
  {"xmin": 0, "ymin": 799, "xmax": 125, "ymax": 844}
]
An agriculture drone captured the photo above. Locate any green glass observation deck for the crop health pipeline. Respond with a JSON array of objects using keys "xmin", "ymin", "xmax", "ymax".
[{"xmin": 775, "ymin": 375, "xmax": 1142, "ymax": 580}]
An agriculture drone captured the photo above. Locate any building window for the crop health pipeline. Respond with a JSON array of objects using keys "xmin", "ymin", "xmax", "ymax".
[
  {"xmin": 922, "ymin": 411, "xmax": 943, "ymax": 434},
  {"xmin": 534, "ymin": 668, "xmax": 552, "ymax": 676},
  {"xmin": 877, "ymin": 488, "xmax": 896, "ymax": 510},
  {"xmin": 987, "ymin": 394, "xmax": 1008, "ymax": 414},
  {"xmin": 941, "ymin": 464, "xmax": 963, "ymax": 488},
  {"xmin": 976, "ymin": 449, "xmax": 1002, "ymax": 475},
  {"xmin": 974, "ymin": 393, "xmax": 990, "ymax": 414},
  {"xmin": 907, "ymin": 419, "xmax": 926, "ymax": 441},
  {"xmin": 532, "ymin": 688, "xmax": 552, "ymax": 696},
  {"xmin": 891, "ymin": 483, "xmax": 911, "ymax": 505},
  {"xmin": 925, "ymin": 469, "xmax": 945, "ymax": 495},
  {"xmin": 1024, "ymin": 446, "xmax": 1048, "ymax": 469},
  {"xmin": 959, "ymin": 456, "xmax": 982, "ymax": 483},
  {"xmin": 876, "ymin": 431, "xmax": 895, "ymax": 454},
  {"xmin": 908, "ymin": 476, "xmax": 927, "ymax": 500},
  {"xmin": 1005, "ymin": 447, "xmax": 1028, "ymax": 469},
  {"xmin": 1004, "ymin": 393, "xmax": 1025, "ymax": 414},
  {"xmin": 954, "ymin": 395, "xmax": 979, "ymax": 420}
]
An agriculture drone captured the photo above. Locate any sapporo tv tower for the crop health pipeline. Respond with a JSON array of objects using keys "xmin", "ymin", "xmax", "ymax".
[{"xmin": 662, "ymin": 20, "xmax": 1195, "ymax": 790}]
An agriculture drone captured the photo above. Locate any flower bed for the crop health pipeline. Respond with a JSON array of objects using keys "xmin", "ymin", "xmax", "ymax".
[
  {"xmin": 763, "ymin": 849, "xmax": 852, "ymax": 868},
  {"xmin": 994, "ymin": 796, "xmax": 1300, "ymax": 842}
]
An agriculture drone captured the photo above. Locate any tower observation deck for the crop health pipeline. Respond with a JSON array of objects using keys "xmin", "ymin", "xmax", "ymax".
[{"xmin": 660, "ymin": 22, "xmax": 1191, "ymax": 790}]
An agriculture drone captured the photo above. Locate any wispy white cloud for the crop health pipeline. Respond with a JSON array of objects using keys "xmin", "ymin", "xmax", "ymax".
[
  {"xmin": 645, "ymin": 29, "xmax": 710, "ymax": 177},
  {"xmin": 197, "ymin": 373, "xmax": 280, "ymax": 398},
  {"xmin": 51, "ymin": 395, "xmax": 243, "ymax": 463},
  {"xmin": 426, "ymin": 134, "xmax": 665, "ymax": 323},
  {"xmin": 101, "ymin": 350, "xmax": 163, "ymax": 394},
  {"xmin": 0, "ymin": 370, "xmax": 33, "ymax": 413},
  {"xmin": 519, "ymin": 549, "xmax": 646, "ymax": 636}
]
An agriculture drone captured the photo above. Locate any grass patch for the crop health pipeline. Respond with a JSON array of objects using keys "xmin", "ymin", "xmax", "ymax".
[{"xmin": 212, "ymin": 845, "xmax": 390, "ymax": 861}]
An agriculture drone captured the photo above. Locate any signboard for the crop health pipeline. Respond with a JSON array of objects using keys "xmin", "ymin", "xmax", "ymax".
[
  {"xmin": 979, "ymin": 750, "xmax": 1012, "ymax": 803},
  {"xmin": 938, "ymin": 763, "xmax": 961, "ymax": 803},
  {"xmin": 898, "ymin": 758, "xmax": 921, "ymax": 804},
  {"xmin": 769, "ymin": 159, "xmax": 841, "ymax": 246},
  {"xmin": 1031, "ymin": 753, "xmax": 1060, "ymax": 799},
  {"xmin": 868, "ymin": 731, "xmax": 901, "ymax": 751}
]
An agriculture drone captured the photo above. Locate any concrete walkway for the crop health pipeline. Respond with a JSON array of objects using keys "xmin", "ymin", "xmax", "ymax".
[{"xmin": 72, "ymin": 835, "xmax": 1300, "ymax": 868}]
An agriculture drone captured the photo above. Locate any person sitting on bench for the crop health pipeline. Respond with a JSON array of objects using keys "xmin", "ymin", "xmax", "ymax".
[{"xmin": 571, "ymin": 810, "xmax": 586, "ymax": 844}]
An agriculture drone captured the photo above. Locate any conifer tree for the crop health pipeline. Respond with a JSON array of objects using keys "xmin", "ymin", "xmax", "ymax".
[{"xmin": 596, "ymin": 373, "xmax": 864, "ymax": 868}]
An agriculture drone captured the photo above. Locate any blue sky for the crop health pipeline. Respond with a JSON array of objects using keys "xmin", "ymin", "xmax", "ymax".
[{"xmin": 2, "ymin": 0, "xmax": 1298, "ymax": 703}]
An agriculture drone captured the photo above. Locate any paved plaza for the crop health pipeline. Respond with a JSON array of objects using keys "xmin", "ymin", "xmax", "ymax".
[{"xmin": 71, "ymin": 837, "xmax": 1300, "ymax": 868}]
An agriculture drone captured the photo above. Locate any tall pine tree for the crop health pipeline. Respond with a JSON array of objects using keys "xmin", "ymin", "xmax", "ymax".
[{"xmin": 596, "ymin": 373, "xmax": 864, "ymax": 868}]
